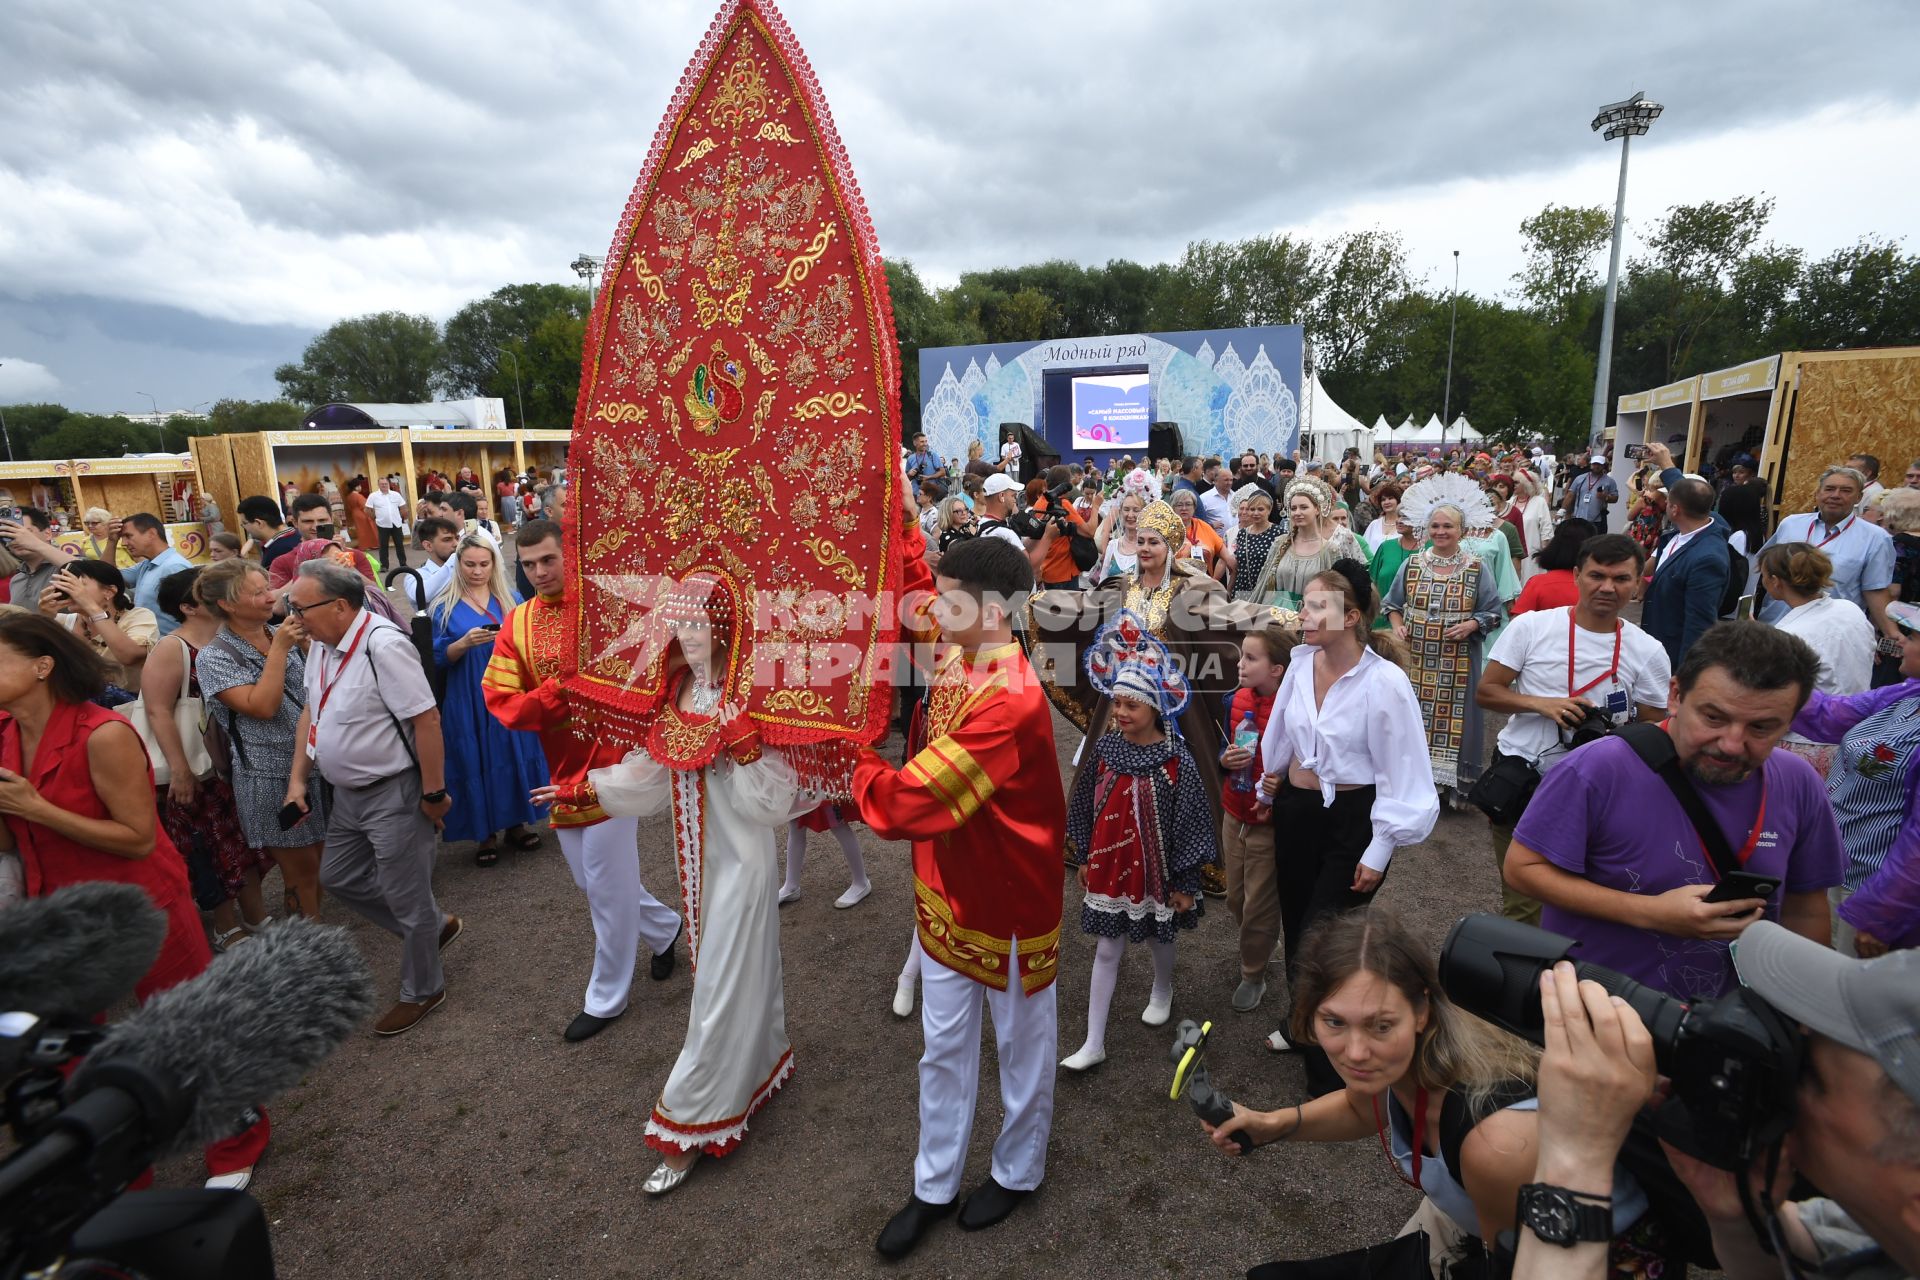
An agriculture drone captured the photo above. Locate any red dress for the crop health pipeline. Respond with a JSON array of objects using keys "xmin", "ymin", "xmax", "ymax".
[{"xmin": 2, "ymin": 699, "xmax": 269, "ymax": 1175}]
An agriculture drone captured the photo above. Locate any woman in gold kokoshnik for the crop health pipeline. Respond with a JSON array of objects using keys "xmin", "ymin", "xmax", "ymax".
[{"xmin": 1026, "ymin": 499, "xmax": 1292, "ymax": 896}]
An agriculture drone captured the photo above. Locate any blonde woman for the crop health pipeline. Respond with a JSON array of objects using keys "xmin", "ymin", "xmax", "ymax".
[
  {"xmin": 1093, "ymin": 490, "xmax": 1146, "ymax": 581},
  {"xmin": 430, "ymin": 535, "xmax": 548, "ymax": 865}
]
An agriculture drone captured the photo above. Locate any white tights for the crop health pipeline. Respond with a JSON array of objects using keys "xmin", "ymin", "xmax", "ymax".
[
  {"xmin": 781, "ymin": 812, "xmax": 868, "ymax": 897},
  {"xmin": 1073, "ymin": 934, "xmax": 1175, "ymax": 1058}
]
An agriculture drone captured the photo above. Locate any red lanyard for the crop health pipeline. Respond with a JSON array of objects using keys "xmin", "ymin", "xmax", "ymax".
[
  {"xmin": 1568, "ymin": 614, "xmax": 1623, "ymax": 698},
  {"xmin": 1371, "ymin": 1087, "xmax": 1428, "ymax": 1190},
  {"xmin": 312, "ymin": 616, "xmax": 371, "ymax": 731},
  {"xmin": 1805, "ymin": 514, "xmax": 1855, "ymax": 548},
  {"xmin": 1658, "ymin": 720, "xmax": 1768, "ymax": 871},
  {"xmin": 468, "ymin": 596, "xmax": 503, "ymax": 626}
]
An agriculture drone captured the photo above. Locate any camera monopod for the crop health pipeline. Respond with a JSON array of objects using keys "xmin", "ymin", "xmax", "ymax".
[{"xmin": 1168, "ymin": 1020, "xmax": 1252, "ymax": 1153}]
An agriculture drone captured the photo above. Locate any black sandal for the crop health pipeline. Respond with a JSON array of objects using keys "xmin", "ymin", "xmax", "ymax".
[
  {"xmin": 474, "ymin": 843, "xmax": 501, "ymax": 867},
  {"xmin": 506, "ymin": 827, "xmax": 544, "ymax": 851}
]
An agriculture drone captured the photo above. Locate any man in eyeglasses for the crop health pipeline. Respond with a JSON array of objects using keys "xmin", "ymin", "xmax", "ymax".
[{"xmin": 283, "ymin": 558, "xmax": 460, "ymax": 1037}]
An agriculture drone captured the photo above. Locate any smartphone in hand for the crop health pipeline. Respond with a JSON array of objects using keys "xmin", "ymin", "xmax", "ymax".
[
  {"xmin": 277, "ymin": 802, "xmax": 307, "ymax": 831},
  {"xmin": 1702, "ymin": 869, "xmax": 1780, "ymax": 906}
]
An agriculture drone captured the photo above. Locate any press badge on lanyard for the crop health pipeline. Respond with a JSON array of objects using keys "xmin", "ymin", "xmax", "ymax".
[{"xmin": 308, "ymin": 621, "xmax": 370, "ymax": 760}]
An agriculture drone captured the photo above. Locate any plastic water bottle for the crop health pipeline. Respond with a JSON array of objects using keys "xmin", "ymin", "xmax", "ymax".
[{"xmin": 1229, "ymin": 711, "xmax": 1260, "ymax": 793}]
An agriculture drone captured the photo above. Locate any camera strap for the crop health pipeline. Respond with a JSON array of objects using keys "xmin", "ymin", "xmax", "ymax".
[{"xmin": 1616, "ymin": 721, "xmax": 1760, "ymax": 880}]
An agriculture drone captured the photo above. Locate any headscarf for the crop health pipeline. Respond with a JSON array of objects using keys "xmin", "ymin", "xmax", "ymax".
[{"xmin": 1136, "ymin": 499, "xmax": 1185, "ymax": 549}]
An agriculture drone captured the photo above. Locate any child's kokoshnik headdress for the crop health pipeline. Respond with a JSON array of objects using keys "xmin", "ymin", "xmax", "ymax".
[{"xmin": 1086, "ymin": 610, "xmax": 1191, "ymax": 729}]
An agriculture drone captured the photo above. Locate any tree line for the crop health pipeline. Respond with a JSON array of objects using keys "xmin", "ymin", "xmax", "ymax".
[{"xmin": 9, "ymin": 197, "xmax": 1912, "ymax": 462}]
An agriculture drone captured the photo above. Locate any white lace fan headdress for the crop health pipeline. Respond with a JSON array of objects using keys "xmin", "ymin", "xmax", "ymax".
[{"xmin": 1400, "ymin": 472, "xmax": 1495, "ymax": 536}]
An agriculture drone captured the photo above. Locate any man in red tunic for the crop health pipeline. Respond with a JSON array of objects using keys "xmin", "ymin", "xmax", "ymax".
[
  {"xmin": 482, "ymin": 519, "xmax": 682, "ymax": 1042},
  {"xmin": 854, "ymin": 513, "xmax": 1065, "ymax": 1260}
]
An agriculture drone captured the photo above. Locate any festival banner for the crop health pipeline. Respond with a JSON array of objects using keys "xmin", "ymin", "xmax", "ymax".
[{"xmin": 563, "ymin": 0, "xmax": 904, "ymax": 754}]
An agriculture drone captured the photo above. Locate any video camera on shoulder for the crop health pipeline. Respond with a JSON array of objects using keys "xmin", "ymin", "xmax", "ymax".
[
  {"xmin": 1005, "ymin": 480, "xmax": 1076, "ymax": 541},
  {"xmin": 1440, "ymin": 914, "xmax": 1802, "ymax": 1171}
]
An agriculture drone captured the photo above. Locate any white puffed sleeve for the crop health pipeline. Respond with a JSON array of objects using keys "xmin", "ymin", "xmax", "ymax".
[
  {"xmin": 588, "ymin": 749, "xmax": 672, "ymax": 819},
  {"xmin": 723, "ymin": 747, "xmax": 817, "ymax": 828},
  {"xmin": 1361, "ymin": 667, "xmax": 1442, "ymax": 872}
]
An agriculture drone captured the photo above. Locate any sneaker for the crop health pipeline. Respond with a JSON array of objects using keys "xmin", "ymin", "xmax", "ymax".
[
  {"xmin": 1198, "ymin": 863, "xmax": 1227, "ymax": 899},
  {"xmin": 374, "ymin": 989, "xmax": 447, "ymax": 1036},
  {"xmin": 1231, "ymin": 979, "xmax": 1266, "ymax": 1013}
]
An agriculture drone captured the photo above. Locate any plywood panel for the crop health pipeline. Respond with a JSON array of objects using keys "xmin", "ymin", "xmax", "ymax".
[
  {"xmin": 229, "ymin": 434, "xmax": 276, "ymax": 509},
  {"xmin": 1786, "ymin": 356, "xmax": 1920, "ymax": 512},
  {"xmin": 190, "ymin": 436, "xmax": 240, "ymax": 531}
]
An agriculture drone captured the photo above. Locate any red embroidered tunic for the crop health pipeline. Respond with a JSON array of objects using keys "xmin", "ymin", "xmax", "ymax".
[
  {"xmin": 483, "ymin": 592, "xmax": 615, "ymax": 827},
  {"xmin": 1, "ymin": 700, "xmax": 208, "ymax": 997},
  {"xmin": 852, "ymin": 525, "xmax": 1066, "ymax": 993}
]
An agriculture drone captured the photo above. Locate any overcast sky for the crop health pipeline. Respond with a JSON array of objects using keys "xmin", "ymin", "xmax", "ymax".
[{"xmin": 3, "ymin": 0, "xmax": 1916, "ymax": 414}]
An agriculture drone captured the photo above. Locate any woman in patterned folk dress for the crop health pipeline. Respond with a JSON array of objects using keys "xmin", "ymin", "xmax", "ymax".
[
  {"xmin": 588, "ymin": 577, "xmax": 815, "ymax": 1196},
  {"xmin": 1061, "ymin": 640, "xmax": 1217, "ymax": 1072},
  {"xmin": 1384, "ymin": 502, "xmax": 1504, "ymax": 811}
]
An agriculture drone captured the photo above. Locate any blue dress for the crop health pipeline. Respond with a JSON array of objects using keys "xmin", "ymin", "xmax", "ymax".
[{"xmin": 432, "ymin": 594, "xmax": 550, "ymax": 842}]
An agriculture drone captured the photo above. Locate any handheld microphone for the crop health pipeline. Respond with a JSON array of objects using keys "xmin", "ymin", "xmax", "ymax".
[
  {"xmin": 72, "ymin": 916, "xmax": 377, "ymax": 1154},
  {"xmin": 0, "ymin": 883, "xmax": 165, "ymax": 1020}
]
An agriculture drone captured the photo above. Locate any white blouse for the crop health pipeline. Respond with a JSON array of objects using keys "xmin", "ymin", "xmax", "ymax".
[{"xmin": 1257, "ymin": 644, "xmax": 1440, "ymax": 872}]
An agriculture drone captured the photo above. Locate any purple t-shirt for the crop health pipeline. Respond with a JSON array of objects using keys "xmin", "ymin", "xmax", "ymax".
[{"xmin": 1513, "ymin": 736, "xmax": 1844, "ymax": 1000}]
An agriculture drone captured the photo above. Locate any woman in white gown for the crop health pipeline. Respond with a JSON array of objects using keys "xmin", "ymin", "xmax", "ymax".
[{"xmin": 589, "ymin": 578, "xmax": 815, "ymax": 1195}]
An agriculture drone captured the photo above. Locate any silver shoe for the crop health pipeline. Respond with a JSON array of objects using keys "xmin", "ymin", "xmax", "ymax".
[{"xmin": 643, "ymin": 1158, "xmax": 696, "ymax": 1196}]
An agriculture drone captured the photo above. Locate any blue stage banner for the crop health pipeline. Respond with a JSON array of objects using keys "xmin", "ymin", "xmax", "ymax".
[{"xmin": 917, "ymin": 325, "xmax": 1304, "ymax": 467}]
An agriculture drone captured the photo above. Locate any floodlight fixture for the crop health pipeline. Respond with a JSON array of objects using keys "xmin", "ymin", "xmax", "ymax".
[{"xmin": 1591, "ymin": 91, "xmax": 1664, "ymax": 141}]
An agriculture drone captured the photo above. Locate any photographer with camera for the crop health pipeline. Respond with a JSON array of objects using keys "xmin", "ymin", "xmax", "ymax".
[
  {"xmin": 1202, "ymin": 909, "xmax": 1664, "ymax": 1277},
  {"xmin": 1513, "ymin": 930, "xmax": 1920, "ymax": 1278},
  {"xmin": 1475, "ymin": 534, "xmax": 1670, "ymax": 926},
  {"xmin": 1503, "ymin": 622, "xmax": 1843, "ymax": 1002},
  {"xmin": 1007, "ymin": 464, "xmax": 1094, "ymax": 591}
]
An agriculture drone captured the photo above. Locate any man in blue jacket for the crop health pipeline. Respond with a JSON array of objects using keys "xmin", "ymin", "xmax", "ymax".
[{"xmin": 1641, "ymin": 472, "xmax": 1731, "ymax": 666}]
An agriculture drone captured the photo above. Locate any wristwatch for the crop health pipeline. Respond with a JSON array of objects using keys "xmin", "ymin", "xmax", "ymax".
[
  {"xmin": 1517, "ymin": 1183, "xmax": 1612, "ymax": 1247},
  {"xmin": 420, "ymin": 789, "xmax": 449, "ymax": 804}
]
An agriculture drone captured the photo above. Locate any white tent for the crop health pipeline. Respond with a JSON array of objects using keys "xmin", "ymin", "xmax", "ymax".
[
  {"xmin": 1303, "ymin": 373, "xmax": 1371, "ymax": 460},
  {"xmin": 1449, "ymin": 414, "xmax": 1484, "ymax": 442}
]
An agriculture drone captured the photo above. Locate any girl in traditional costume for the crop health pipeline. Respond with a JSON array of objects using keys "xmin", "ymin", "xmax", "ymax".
[
  {"xmin": 588, "ymin": 576, "xmax": 815, "ymax": 1195},
  {"xmin": 1248, "ymin": 476, "xmax": 1370, "ymax": 612},
  {"xmin": 1061, "ymin": 618, "xmax": 1217, "ymax": 1071}
]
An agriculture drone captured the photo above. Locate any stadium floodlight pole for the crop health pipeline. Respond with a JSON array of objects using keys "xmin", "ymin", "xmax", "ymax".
[
  {"xmin": 1587, "ymin": 91, "xmax": 1663, "ymax": 447},
  {"xmin": 571, "ymin": 253, "xmax": 605, "ymax": 304},
  {"xmin": 0, "ymin": 363, "xmax": 12, "ymax": 459},
  {"xmin": 497, "ymin": 346, "xmax": 528, "ymax": 432},
  {"xmin": 1442, "ymin": 249, "xmax": 1460, "ymax": 451}
]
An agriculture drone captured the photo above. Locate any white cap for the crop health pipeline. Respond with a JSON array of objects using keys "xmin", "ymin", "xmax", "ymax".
[
  {"xmin": 1590, "ymin": 453, "xmax": 1608, "ymax": 464},
  {"xmin": 981, "ymin": 473, "xmax": 1020, "ymax": 497}
]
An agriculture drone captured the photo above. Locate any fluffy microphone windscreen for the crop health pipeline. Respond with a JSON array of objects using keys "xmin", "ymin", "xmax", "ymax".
[
  {"xmin": 0, "ymin": 882, "xmax": 166, "ymax": 1018},
  {"xmin": 74, "ymin": 917, "xmax": 377, "ymax": 1154}
]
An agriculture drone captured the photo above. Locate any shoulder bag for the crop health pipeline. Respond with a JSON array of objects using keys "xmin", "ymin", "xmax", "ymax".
[{"xmin": 126, "ymin": 637, "xmax": 215, "ymax": 785}]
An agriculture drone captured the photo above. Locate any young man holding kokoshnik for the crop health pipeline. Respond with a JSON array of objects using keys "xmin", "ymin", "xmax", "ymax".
[
  {"xmin": 854, "ymin": 489, "xmax": 1067, "ymax": 1261},
  {"xmin": 480, "ymin": 519, "xmax": 683, "ymax": 1042}
]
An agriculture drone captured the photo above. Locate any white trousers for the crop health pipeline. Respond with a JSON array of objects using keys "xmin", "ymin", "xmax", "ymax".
[
  {"xmin": 915, "ymin": 951, "xmax": 1057, "ymax": 1204},
  {"xmin": 556, "ymin": 817, "xmax": 682, "ymax": 1018}
]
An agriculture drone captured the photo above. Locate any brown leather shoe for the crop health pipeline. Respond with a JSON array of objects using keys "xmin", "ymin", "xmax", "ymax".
[
  {"xmin": 438, "ymin": 915, "xmax": 463, "ymax": 952},
  {"xmin": 373, "ymin": 989, "xmax": 447, "ymax": 1036}
]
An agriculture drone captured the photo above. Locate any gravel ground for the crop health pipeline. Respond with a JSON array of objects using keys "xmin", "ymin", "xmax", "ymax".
[{"xmin": 160, "ymin": 703, "xmax": 1511, "ymax": 1279}]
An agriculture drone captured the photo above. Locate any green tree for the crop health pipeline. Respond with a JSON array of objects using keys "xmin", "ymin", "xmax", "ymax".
[
  {"xmin": 1623, "ymin": 195, "xmax": 1775, "ymax": 380},
  {"xmin": 503, "ymin": 309, "xmax": 590, "ymax": 428},
  {"xmin": 437, "ymin": 283, "xmax": 590, "ymax": 402},
  {"xmin": 1791, "ymin": 236, "xmax": 1920, "ymax": 350},
  {"xmin": 205, "ymin": 398, "xmax": 306, "ymax": 434},
  {"xmin": 885, "ymin": 259, "xmax": 978, "ymax": 435},
  {"xmin": 0, "ymin": 403, "xmax": 74, "ymax": 458},
  {"xmin": 274, "ymin": 311, "xmax": 444, "ymax": 405},
  {"xmin": 30, "ymin": 414, "xmax": 144, "ymax": 462},
  {"xmin": 1309, "ymin": 229, "xmax": 1415, "ymax": 376},
  {"xmin": 1513, "ymin": 204, "xmax": 1613, "ymax": 328}
]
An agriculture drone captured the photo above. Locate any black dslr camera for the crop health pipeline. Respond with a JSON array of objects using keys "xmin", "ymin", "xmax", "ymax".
[
  {"xmin": 1439, "ymin": 914, "xmax": 1803, "ymax": 1171},
  {"xmin": 1005, "ymin": 481, "xmax": 1076, "ymax": 541},
  {"xmin": 1561, "ymin": 705, "xmax": 1615, "ymax": 749}
]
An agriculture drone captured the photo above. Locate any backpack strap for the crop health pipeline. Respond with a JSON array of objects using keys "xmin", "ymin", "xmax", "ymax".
[
  {"xmin": 1615, "ymin": 721, "xmax": 1740, "ymax": 880},
  {"xmin": 362, "ymin": 626, "xmax": 421, "ymax": 772}
]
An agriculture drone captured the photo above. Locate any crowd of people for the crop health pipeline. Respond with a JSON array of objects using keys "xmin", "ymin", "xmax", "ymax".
[{"xmin": 2, "ymin": 437, "xmax": 1917, "ymax": 1278}]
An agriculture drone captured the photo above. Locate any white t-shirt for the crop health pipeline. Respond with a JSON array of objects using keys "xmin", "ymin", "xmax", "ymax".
[
  {"xmin": 1488, "ymin": 606, "xmax": 1671, "ymax": 770},
  {"xmin": 1000, "ymin": 441, "xmax": 1021, "ymax": 467},
  {"xmin": 979, "ymin": 521, "xmax": 1023, "ymax": 551}
]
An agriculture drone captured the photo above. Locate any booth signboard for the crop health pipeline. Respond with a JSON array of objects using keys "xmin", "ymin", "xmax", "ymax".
[{"xmin": 1700, "ymin": 355, "xmax": 1779, "ymax": 401}]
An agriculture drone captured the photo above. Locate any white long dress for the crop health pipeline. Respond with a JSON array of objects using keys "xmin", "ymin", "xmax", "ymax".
[{"xmin": 591, "ymin": 740, "xmax": 814, "ymax": 1156}]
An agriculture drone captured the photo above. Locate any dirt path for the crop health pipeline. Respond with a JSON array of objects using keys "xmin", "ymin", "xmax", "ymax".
[{"xmin": 173, "ymin": 706, "xmax": 1508, "ymax": 1278}]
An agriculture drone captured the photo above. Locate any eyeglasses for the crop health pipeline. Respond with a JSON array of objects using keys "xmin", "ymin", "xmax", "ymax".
[{"xmin": 287, "ymin": 596, "xmax": 343, "ymax": 617}]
